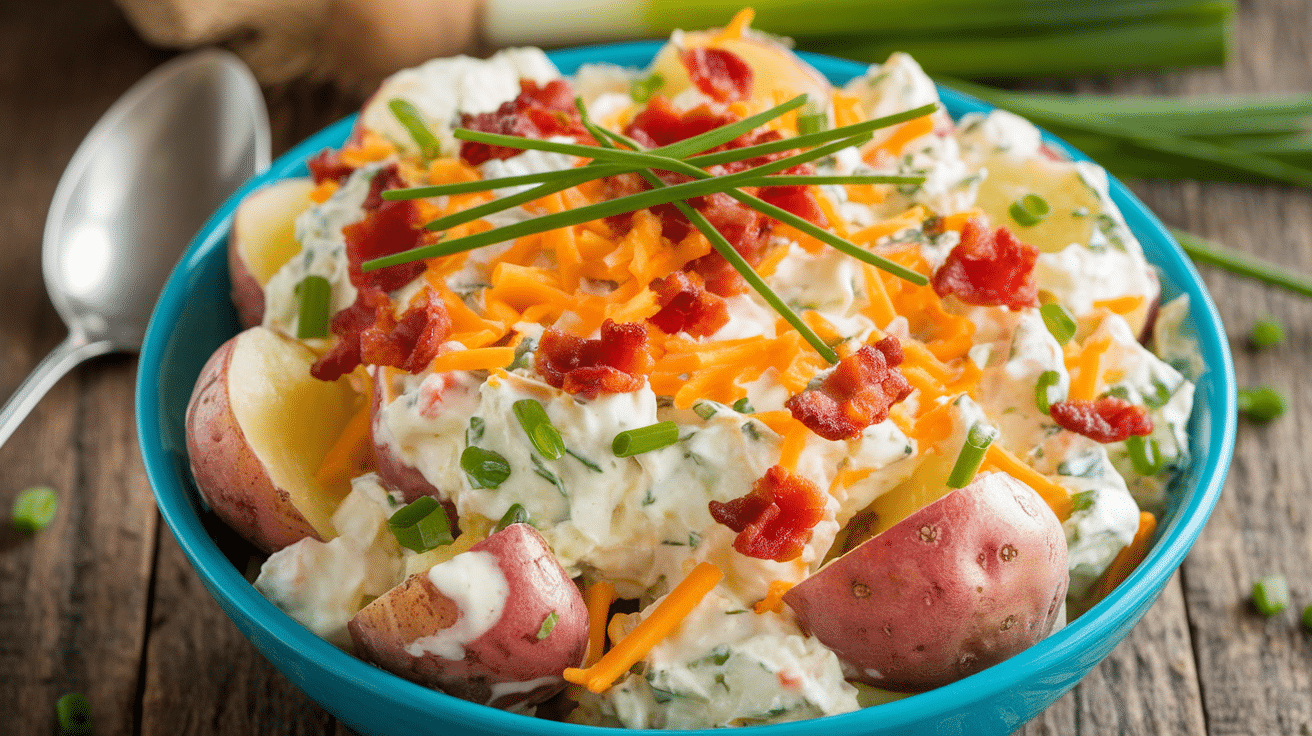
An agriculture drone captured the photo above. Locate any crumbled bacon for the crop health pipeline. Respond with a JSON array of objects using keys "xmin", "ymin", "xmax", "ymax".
[
  {"xmin": 342, "ymin": 172, "xmax": 428, "ymax": 294},
  {"xmin": 680, "ymin": 47, "xmax": 754, "ymax": 103},
  {"xmin": 786, "ymin": 336, "xmax": 914, "ymax": 441},
  {"xmin": 535, "ymin": 319, "xmax": 653, "ymax": 399},
  {"xmin": 307, "ymin": 148, "xmax": 356, "ymax": 184},
  {"xmin": 310, "ymin": 286, "xmax": 452, "ymax": 381},
  {"xmin": 459, "ymin": 79, "xmax": 592, "ymax": 166},
  {"xmin": 709, "ymin": 465, "xmax": 825, "ymax": 562},
  {"xmin": 1049, "ymin": 397, "xmax": 1154, "ymax": 443},
  {"xmin": 648, "ymin": 270, "xmax": 730, "ymax": 337},
  {"xmin": 930, "ymin": 219, "xmax": 1039, "ymax": 311}
]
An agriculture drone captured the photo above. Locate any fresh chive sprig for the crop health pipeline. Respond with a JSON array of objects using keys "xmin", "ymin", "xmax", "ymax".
[{"xmin": 1171, "ymin": 227, "xmax": 1312, "ymax": 298}]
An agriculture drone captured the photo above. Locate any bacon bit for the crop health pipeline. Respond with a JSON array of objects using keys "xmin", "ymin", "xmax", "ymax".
[
  {"xmin": 1049, "ymin": 397, "xmax": 1154, "ymax": 443},
  {"xmin": 680, "ymin": 47, "xmax": 754, "ymax": 103},
  {"xmin": 343, "ymin": 182, "xmax": 428, "ymax": 294},
  {"xmin": 307, "ymin": 148, "xmax": 356, "ymax": 184},
  {"xmin": 648, "ymin": 270, "xmax": 730, "ymax": 337},
  {"xmin": 785, "ymin": 336, "xmax": 914, "ymax": 441},
  {"xmin": 536, "ymin": 319, "xmax": 653, "ymax": 399},
  {"xmin": 930, "ymin": 219, "xmax": 1040, "ymax": 311},
  {"xmin": 709, "ymin": 465, "xmax": 825, "ymax": 562},
  {"xmin": 311, "ymin": 287, "xmax": 452, "ymax": 381},
  {"xmin": 459, "ymin": 79, "xmax": 592, "ymax": 165}
]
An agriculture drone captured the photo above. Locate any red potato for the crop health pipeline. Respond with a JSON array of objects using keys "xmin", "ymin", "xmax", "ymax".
[
  {"xmin": 186, "ymin": 326, "xmax": 364, "ymax": 553},
  {"xmin": 348, "ymin": 523, "xmax": 588, "ymax": 709},
  {"xmin": 228, "ymin": 177, "xmax": 316, "ymax": 328},
  {"xmin": 784, "ymin": 471, "xmax": 1068, "ymax": 692}
]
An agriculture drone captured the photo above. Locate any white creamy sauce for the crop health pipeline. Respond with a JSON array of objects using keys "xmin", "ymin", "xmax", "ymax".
[{"xmin": 406, "ymin": 550, "xmax": 509, "ymax": 660}]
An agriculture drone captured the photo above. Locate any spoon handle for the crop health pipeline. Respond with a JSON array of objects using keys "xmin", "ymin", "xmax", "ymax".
[{"xmin": 0, "ymin": 333, "xmax": 117, "ymax": 450}]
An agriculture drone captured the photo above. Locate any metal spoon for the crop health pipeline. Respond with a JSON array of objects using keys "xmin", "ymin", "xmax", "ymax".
[{"xmin": 0, "ymin": 48, "xmax": 271, "ymax": 449}]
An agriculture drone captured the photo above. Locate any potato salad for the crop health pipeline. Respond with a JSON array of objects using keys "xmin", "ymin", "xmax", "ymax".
[{"xmin": 185, "ymin": 12, "xmax": 1196, "ymax": 730}]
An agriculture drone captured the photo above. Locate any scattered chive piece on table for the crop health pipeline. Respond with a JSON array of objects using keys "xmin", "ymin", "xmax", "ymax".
[
  {"xmin": 1008, "ymin": 193, "xmax": 1050, "ymax": 227},
  {"xmin": 495, "ymin": 503, "xmax": 529, "ymax": 531},
  {"xmin": 1303, "ymin": 603, "xmax": 1312, "ymax": 630},
  {"xmin": 1251, "ymin": 574, "xmax": 1291, "ymax": 616},
  {"xmin": 11, "ymin": 486, "xmax": 58, "ymax": 533},
  {"xmin": 460, "ymin": 446, "xmax": 512, "ymax": 489},
  {"xmin": 1034, "ymin": 369, "xmax": 1062, "ymax": 414},
  {"xmin": 1249, "ymin": 318, "xmax": 1285, "ymax": 348},
  {"xmin": 946, "ymin": 423, "xmax": 998, "ymax": 489},
  {"xmin": 513, "ymin": 399, "xmax": 566, "ymax": 460},
  {"xmin": 1170, "ymin": 227, "xmax": 1312, "ymax": 297},
  {"xmin": 1040, "ymin": 303, "xmax": 1078, "ymax": 345},
  {"xmin": 294, "ymin": 275, "xmax": 332, "ymax": 339},
  {"xmin": 56, "ymin": 692, "xmax": 93, "ymax": 736},
  {"xmin": 387, "ymin": 496, "xmax": 453, "ymax": 553},
  {"xmin": 613, "ymin": 421, "xmax": 680, "ymax": 457},
  {"xmin": 537, "ymin": 610, "xmax": 559, "ymax": 640},
  {"xmin": 1237, "ymin": 386, "xmax": 1287, "ymax": 421},
  {"xmin": 388, "ymin": 98, "xmax": 442, "ymax": 161},
  {"xmin": 1126, "ymin": 434, "xmax": 1165, "ymax": 476}
]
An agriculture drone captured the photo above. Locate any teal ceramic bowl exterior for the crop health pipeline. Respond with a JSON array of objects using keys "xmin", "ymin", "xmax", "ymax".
[{"xmin": 137, "ymin": 43, "xmax": 1236, "ymax": 736}]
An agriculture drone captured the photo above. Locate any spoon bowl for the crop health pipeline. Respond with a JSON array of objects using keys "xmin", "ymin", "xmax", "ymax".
[{"xmin": 0, "ymin": 48, "xmax": 270, "ymax": 448}]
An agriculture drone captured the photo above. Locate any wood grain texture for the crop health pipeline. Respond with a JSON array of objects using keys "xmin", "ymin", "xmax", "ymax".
[{"xmin": 0, "ymin": 0, "xmax": 1308, "ymax": 733}]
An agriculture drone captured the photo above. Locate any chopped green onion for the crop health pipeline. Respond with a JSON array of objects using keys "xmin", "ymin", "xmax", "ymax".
[
  {"xmin": 732, "ymin": 397, "xmax": 754, "ymax": 414},
  {"xmin": 1251, "ymin": 574, "xmax": 1290, "ymax": 616},
  {"xmin": 946, "ymin": 422, "xmax": 999, "ymax": 489},
  {"xmin": 495, "ymin": 503, "xmax": 529, "ymax": 531},
  {"xmin": 536, "ymin": 610, "xmax": 559, "ymax": 639},
  {"xmin": 693, "ymin": 401, "xmax": 720, "ymax": 420},
  {"xmin": 613, "ymin": 421, "xmax": 680, "ymax": 457},
  {"xmin": 294, "ymin": 275, "xmax": 331, "ymax": 339},
  {"xmin": 1126, "ymin": 434, "xmax": 1165, "ymax": 476},
  {"xmin": 11, "ymin": 486, "xmax": 58, "ymax": 533},
  {"xmin": 513, "ymin": 399, "xmax": 565, "ymax": 460},
  {"xmin": 388, "ymin": 98, "xmax": 441, "ymax": 161},
  {"xmin": 1303, "ymin": 603, "xmax": 1312, "ymax": 630},
  {"xmin": 1008, "ymin": 193, "xmax": 1050, "ymax": 227},
  {"xmin": 1249, "ymin": 318, "xmax": 1285, "ymax": 348},
  {"xmin": 1237, "ymin": 386, "xmax": 1287, "ymax": 421},
  {"xmin": 1034, "ymin": 369, "xmax": 1063, "ymax": 414},
  {"xmin": 1171, "ymin": 228, "xmax": 1312, "ymax": 298},
  {"xmin": 56, "ymin": 692, "xmax": 93, "ymax": 736},
  {"xmin": 387, "ymin": 496, "xmax": 453, "ymax": 553},
  {"xmin": 460, "ymin": 446, "xmax": 512, "ymax": 489},
  {"xmin": 630, "ymin": 72, "xmax": 664, "ymax": 103},
  {"xmin": 1040, "ymin": 303, "xmax": 1078, "ymax": 345},
  {"xmin": 797, "ymin": 99, "xmax": 828, "ymax": 136}
]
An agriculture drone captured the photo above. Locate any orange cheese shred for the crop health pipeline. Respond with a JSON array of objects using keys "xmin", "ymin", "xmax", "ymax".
[
  {"xmin": 563, "ymin": 562, "xmax": 723, "ymax": 694},
  {"xmin": 1089, "ymin": 511, "xmax": 1157, "ymax": 603},
  {"xmin": 313, "ymin": 398, "xmax": 375, "ymax": 492},
  {"xmin": 1067, "ymin": 337, "xmax": 1111, "ymax": 402},
  {"xmin": 753, "ymin": 580, "xmax": 795, "ymax": 614},
  {"xmin": 867, "ymin": 114, "xmax": 935, "ymax": 158},
  {"xmin": 982, "ymin": 444, "xmax": 1073, "ymax": 521},
  {"xmin": 582, "ymin": 581, "xmax": 618, "ymax": 668},
  {"xmin": 428, "ymin": 346, "xmax": 516, "ymax": 374}
]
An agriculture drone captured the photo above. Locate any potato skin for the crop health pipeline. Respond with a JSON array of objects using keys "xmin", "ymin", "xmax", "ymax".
[
  {"xmin": 185, "ymin": 334, "xmax": 321, "ymax": 553},
  {"xmin": 348, "ymin": 523, "xmax": 588, "ymax": 709},
  {"xmin": 784, "ymin": 471, "xmax": 1068, "ymax": 692}
]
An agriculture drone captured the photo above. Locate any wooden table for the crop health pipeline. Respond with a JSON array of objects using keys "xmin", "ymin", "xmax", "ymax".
[{"xmin": 1, "ymin": 0, "xmax": 1308, "ymax": 733}]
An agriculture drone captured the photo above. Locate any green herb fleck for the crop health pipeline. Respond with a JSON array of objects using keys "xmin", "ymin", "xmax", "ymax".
[
  {"xmin": 1249, "ymin": 318, "xmax": 1285, "ymax": 348},
  {"xmin": 536, "ymin": 610, "xmax": 559, "ymax": 639},
  {"xmin": 1252, "ymin": 574, "xmax": 1290, "ymax": 616},
  {"xmin": 1237, "ymin": 386, "xmax": 1287, "ymax": 421}
]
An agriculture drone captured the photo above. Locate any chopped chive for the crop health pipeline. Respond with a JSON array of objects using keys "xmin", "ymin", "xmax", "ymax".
[
  {"xmin": 1237, "ymin": 386, "xmax": 1287, "ymax": 421},
  {"xmin": 536, "ymin": 610, "xmax": 559, "ymax": 639},
  {"xmin": 295, "ymin": 275, "xmax": 332, "ymax": 339},
  {"xmin": 530, "ymin": 455, "xmax": 568, "ymax": 496},
  {"xmin": 946, "ymin": 422, "xmax": 998, "ymax": 489},
  {"xmin": 387, "ymin": 496, "xmax": 453, "ymax": 553},
  {"xmin": 1034, "ymin": 369, "xmax": 1062, "ymax": 414},
  {"xmin": 1249, "ymin": 318, "xmax": 1285, "ymax": 348},
  {"xmin": 56, "ymin": 692, "xmax": 93, "ymax": 736},
  {"xmin": 1040, "ymin": 303, "xmax": 1078, "ymax": 345},
  {"xmin": 630, "ymin": 72, "xmax": 664, "ymax": 102},
  {"xmin": 1251, "ymin": 574, "xmax": 1290, "ymax": 616},
  {"xmin": 566, "ymin": 448, "xmax": 603, "ymax": 472},
  {"xmin": 1009, "ymin": 193, "xmax": 1051, "ymax": 227},
  {"xmin": 513, "ymin": 399, "xmax": 565, "ymax": 460},
  {"xmin": 11, "ymin": 486, "xmax": 58, "ymax": 533},
  {"xmin": 460, "ymin": 446, "xmax": 512, "ymax": 489},
  {"xmin": 693, "ymin": 401, "xmax": 720, "ymax": 420},
  {"xmin": 797, "ymin": 99, "xmax": 828, "ymax": 136},
  {"xmin": 732, "ymin": 397, "xmax": 754, "ymax": 413},
  {"xmin": 613, "ymin": 421, "xmax": 680, "ymax": 457},
  {"xmin": 1125, "ymin": 434, "xmax": 1165, "ymax": 476},
  {"xmin": 495, "ymin": 502, "xmax": 529, "ymax": 531},
  {"xmin": 388, "ymin": 98, "xmax": 441, "ymax": 161}
]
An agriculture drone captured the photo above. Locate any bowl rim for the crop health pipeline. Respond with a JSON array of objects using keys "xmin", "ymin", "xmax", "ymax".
[{"xmin": 137, "ymin": 41, "xmax": 1237, "ymax": 735}]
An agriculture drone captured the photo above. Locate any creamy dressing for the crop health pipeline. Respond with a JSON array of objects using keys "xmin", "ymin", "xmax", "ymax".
[{"xmin": 406, "ymin": 550, "xmax": 509, "ymax": 660}]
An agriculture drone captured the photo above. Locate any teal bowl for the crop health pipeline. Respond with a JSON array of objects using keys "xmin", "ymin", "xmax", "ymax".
[{"xmin": 137, "ymin": 43, "xmax": 1236, "ymax": 736}]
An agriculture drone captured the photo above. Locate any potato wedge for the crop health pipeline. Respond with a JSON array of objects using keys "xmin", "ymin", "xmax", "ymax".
[
  {"xmin": 186, "ymin": 326, "xmax": 363, "ymax": 552},
  {"xmin": 228, "ymin": 178, "xmax": 316, "ymax": 328}
]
